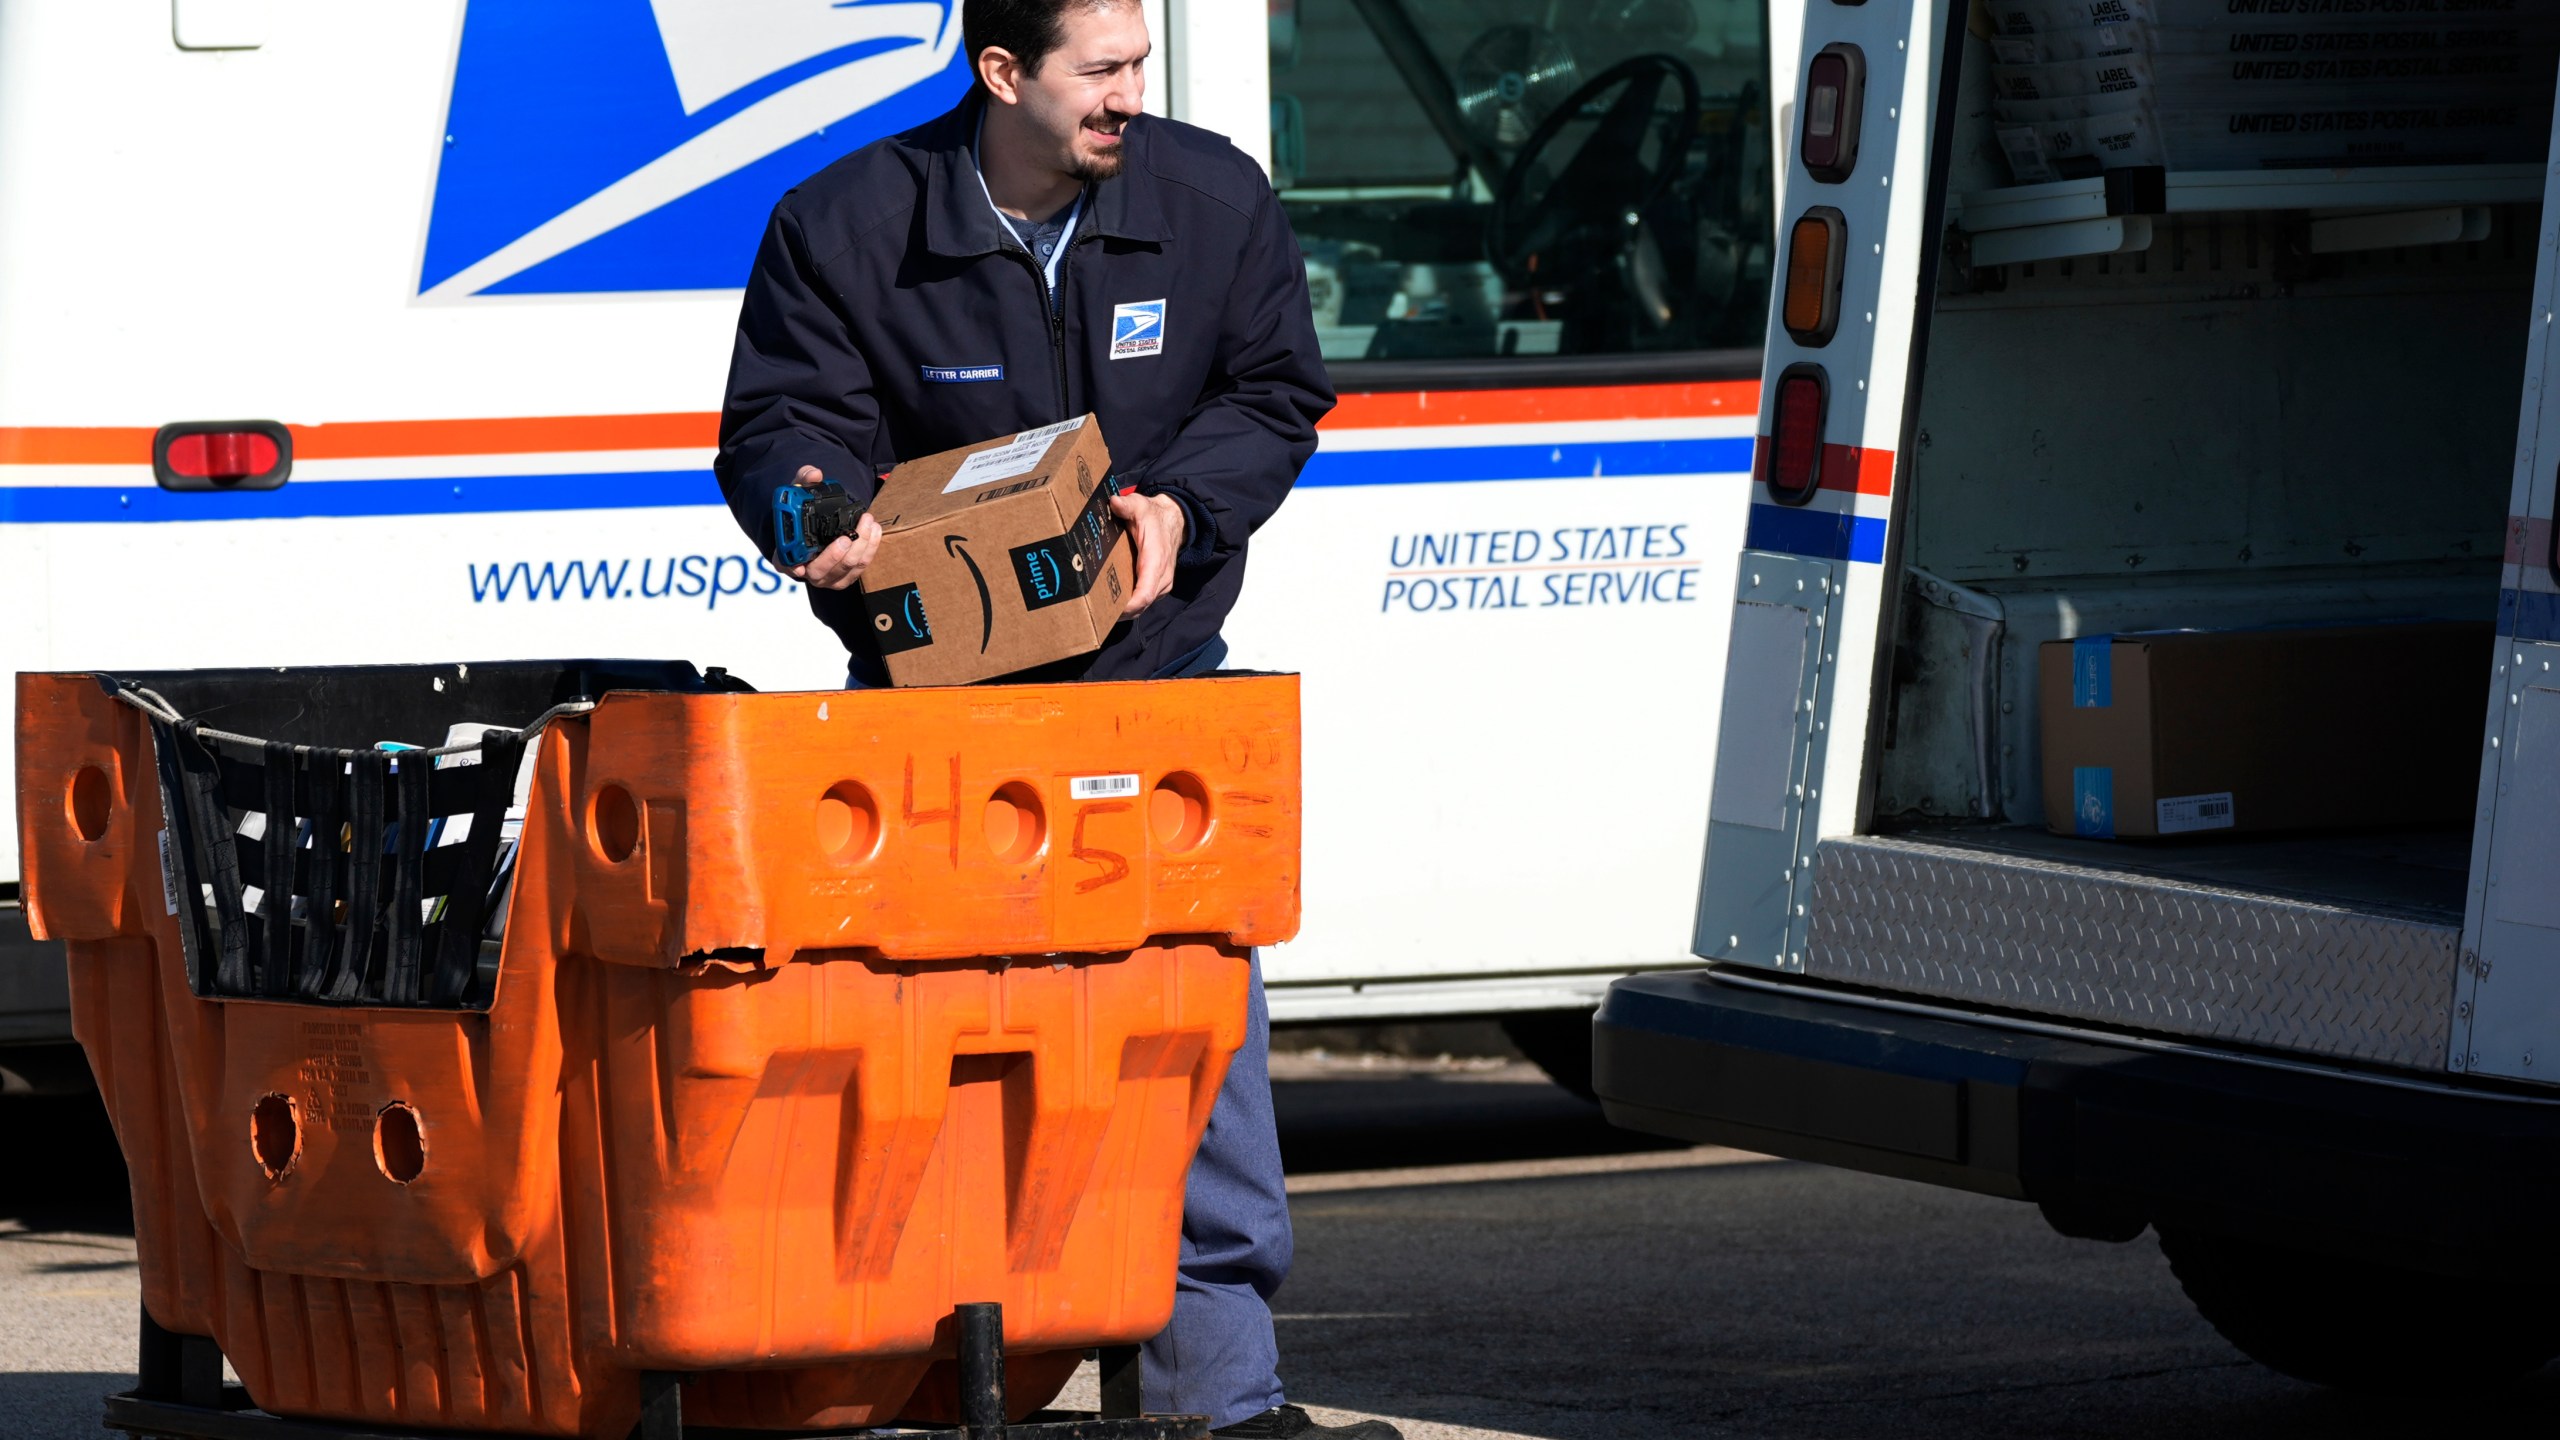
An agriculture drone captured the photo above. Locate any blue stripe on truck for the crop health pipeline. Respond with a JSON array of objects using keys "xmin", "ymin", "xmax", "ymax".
[
  {"xmin": 1743, "ymin": 502, "xmax": 1886, "ymax": 564},
  {"xmin": 2502, "ymin": 587, "xmax": 2560, "ymax": 644},
  {"xmin": 1297, "ymin": 437, "xmax": 1755, "ymax": 487},
  {"xmin": 0, "ymin": 471, "xmax": 723, "ymax": 523},
  {"xmin": 0, "ymin": 436, "xmax": 1760, "ymax": 523}
]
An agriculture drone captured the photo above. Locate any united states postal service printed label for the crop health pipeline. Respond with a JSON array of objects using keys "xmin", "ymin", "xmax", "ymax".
[{"xmin": 1111, "ymin": 299, "xmax": 1166, "ymax": 359}]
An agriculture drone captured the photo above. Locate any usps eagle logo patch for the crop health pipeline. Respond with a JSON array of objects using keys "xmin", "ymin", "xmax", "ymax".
[{"xmin": 1110, "ymin": 299, "xmax": 1166, "ymax": 360}]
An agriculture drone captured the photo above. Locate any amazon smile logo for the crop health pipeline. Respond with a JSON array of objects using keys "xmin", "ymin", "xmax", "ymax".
[
  {"xmin": 944, "ymin": 533, "xmax": 995, "ymax": 652},
  {"xmin": 420, "ymin": 0, "xmax": 968, "ymax": 298}
]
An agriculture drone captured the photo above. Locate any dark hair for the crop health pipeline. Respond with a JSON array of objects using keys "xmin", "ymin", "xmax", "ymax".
[{"xmin": 962, "ymin": 0, "xmax": 1125, "ymax": 87}]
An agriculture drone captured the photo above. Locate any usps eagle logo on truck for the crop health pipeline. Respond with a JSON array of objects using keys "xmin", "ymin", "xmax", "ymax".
[{"xmin": 420, "ymin": 0, "xmax": 970, "ymax": 298}]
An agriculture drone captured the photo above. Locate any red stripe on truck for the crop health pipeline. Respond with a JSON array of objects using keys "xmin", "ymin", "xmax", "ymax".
[
  {"xmin": 0, "ymin": 414, "xmax": 717, "ymax": 465},
  {"xmin": 0, "ymin": 382, "xmax": 1765, "ymax": 467},
  {"xmin": 1750, "ymin": 438, "xmax": 1895, "ymax": 497},
  {"xmin": 1324, "ymin": 380, "xmax": 1760, "ymax": 430}
]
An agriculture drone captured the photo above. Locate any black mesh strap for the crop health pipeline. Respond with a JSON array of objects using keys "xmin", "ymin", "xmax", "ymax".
[
  {"xmin": 428, "ymin": 731, "xmax": 524, "ymax": 1006},
  {"xmin": 294, "ymin": 747, "xmax": 345, "ymax": 1001},
  {"xmin": 147, "ymin": 719, "xmax": 218, "ymax": 993},
  {"xmin": 385, "ymin": 758, "xmax": 430, "ymax": 1005},
  {"xmin": 143, "ymin": 707, "xmax": 541, "ymax": 1012},
  {"xmin": 257, "ymin": 741, "xmax": 298, "ymax": 998},
  {"xmin": 170, "ymin": 721, "xmax": 251, "ymax": 996},
  {"xmin": 334, "ymin": 749, "xmax": 388, "ymax": 1003}
]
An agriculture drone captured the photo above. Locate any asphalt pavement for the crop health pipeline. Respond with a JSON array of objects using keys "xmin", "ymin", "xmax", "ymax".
[{"xmin": 7, "ymin": 1055, "xmax": 2558, "ymax": 1439}]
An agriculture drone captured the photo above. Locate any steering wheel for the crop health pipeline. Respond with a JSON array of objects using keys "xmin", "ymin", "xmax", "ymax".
[{"xmin": 1486, "ymin": 54, "xmax": 1702, "ymax": 295}]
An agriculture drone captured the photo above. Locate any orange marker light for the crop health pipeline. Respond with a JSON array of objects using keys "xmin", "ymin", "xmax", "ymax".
[{"xmin": 1783, "ymin": 208, "xmax": 1846, "ymax": 346}]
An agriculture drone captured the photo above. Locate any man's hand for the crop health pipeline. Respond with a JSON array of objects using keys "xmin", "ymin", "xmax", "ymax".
[
  {"xmin": 782, "ymin": 465, "xmax": 882, "ymax": 590},
  {"xmin": 1112, "ymin": 489, "xmax": 1185, "ymax": 617}
]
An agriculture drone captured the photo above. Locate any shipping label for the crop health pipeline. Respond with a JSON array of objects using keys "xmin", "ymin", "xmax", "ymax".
[
  {"xmin": 2156, "ymin": 791, "xmax": 2236, "ymax": 834},
  {"xmin": 944, "ymin": 418, "xmax": 1087, "ymax": 494}
]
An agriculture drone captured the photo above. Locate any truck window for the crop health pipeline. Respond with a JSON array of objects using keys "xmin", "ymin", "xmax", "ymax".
[{"xmin": 1269, "ymin": 0, "xmax": 1774, "ymax": 371}]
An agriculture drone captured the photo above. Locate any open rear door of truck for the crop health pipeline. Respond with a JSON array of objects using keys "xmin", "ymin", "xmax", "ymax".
[
  {"xmin": 1693, "ymin": 0, "xmax": 1962, "ymax": 972},
  {"xmin": 2459, "ymin": 87, "xmax": 2560, "ymax": 1084}
]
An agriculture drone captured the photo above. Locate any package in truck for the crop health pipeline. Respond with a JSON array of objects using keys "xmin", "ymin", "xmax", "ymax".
[
  {"xmin": 857, "ymin": 415, "xmax": 1134, "ymax": 687},
  {"xmin": 2036, "ymin": 620, "xmax": 2491, "ymax": 839}
]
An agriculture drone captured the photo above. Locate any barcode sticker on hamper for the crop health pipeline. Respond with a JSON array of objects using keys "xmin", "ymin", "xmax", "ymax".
[
  {"xmin": 157, "ymin": 828, "xmax": 180, "ymax": 915},
  {"xmin": 1071, "ymin": 773, "xmax": 1142, "ymax": 800},
  {"xmin": 2156, "ymin": 792, "xmax": 2235, "ymax": 835}
]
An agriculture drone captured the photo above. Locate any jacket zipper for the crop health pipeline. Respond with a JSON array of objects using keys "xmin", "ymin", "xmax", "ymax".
[
  {"xmin": 1002, "ymin": 247, "xmax": 1073, "ymax": 423},
  {"xmin": 1049, "ymin": 301, "xmax": 1068, "ymax": 420},
  {"xmin": 1051, "ymin": 230, "xmax": 1098, "ymax": 421}
]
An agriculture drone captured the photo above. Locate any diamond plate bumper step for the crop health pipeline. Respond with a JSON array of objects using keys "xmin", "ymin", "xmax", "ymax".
[{"xmin": 1801, "ymin": 833, "xmax": 2461, "ymax": 1072}]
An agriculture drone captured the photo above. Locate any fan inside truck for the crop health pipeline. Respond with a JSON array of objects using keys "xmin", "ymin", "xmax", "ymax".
[{"xmin": 1597, "ymin": 0, "xmax": 2560, "ymax": 1393}]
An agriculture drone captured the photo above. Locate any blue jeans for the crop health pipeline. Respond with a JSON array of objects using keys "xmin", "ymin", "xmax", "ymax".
[
  {"xmin": 1146, "ymin": 946, "xmax": 1289, "ymax": 1426},
  {"xmin": 845, "ymin": 639, "xmax": 1291, "ymax": 1425},
  {"xmin": 1134, "ymin": 639, "xmax": 1290, "ymax": 1426}
]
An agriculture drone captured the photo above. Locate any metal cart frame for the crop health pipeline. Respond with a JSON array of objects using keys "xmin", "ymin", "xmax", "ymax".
[{"xmin": 110, "ymin": 1303, "xmax": 1207, "ymax": 1440}]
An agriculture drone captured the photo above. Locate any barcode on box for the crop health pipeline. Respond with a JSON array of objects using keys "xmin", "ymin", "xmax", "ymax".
[
  {"xmin": 1070, "ymin": 773, "xmax": 1141, "ymax": 800},
  {"xmin": 2156, "ymin": 792, "xmax": 2235, "ymax": 835}
]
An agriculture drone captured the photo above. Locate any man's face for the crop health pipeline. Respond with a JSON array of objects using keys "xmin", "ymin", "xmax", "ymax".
[{"xmin": 1004, "ymin": 2, "xmax": 1148, "ymax": 181}]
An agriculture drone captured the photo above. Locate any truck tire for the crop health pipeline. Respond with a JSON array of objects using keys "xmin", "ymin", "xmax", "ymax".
[
  {"xmin": 1499, "ymin": 1009, "xmax": 1596, "ymax": 1100},
  {"xmin": 2159, "ymin": 1227, "xmax": 2560, "ymax": 1393}
]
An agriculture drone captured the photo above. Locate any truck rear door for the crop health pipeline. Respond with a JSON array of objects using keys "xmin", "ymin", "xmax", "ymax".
[
  {"xmin": 2459, "ymin": 92, "xmax": 2560, "ymax": 1083},
  {"xmin": 1693, "ymin": 0, "xmax": 1956, "ymax": 971}
]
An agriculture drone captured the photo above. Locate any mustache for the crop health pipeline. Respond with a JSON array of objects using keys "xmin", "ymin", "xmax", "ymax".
[{"xmin": 1083, "ymin": 108, "xmax": 1137, "ymax": 129}]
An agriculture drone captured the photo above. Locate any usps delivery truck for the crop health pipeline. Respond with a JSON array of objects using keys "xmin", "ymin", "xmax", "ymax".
[
  {"xmin": 1597, "ymin": 0, "xmax": 2560, "ymax": 1392},
  {"xmin": 0, "ymin": 0, "xmax": 1788, "ymax": 1092}
]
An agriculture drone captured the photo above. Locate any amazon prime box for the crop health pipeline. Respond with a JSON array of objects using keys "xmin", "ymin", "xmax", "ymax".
[{"xmin": 858, "ymin": 415, "xmax": 1133, "ymax": 687}]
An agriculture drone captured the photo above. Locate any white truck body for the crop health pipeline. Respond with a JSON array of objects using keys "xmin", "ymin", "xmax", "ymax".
[{"xmin": 0, "ymin": 0, "xmax": 1789, "ymax": 1049}]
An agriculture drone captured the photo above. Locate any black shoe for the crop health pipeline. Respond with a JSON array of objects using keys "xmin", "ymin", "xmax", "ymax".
[{"xmin": 1211, "ymin": 1403, "xmax": 1403, "ymax": 1440}]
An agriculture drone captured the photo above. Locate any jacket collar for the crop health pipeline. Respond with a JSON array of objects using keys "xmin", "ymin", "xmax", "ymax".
[{"xmin": 919, "ymin": 94, "xmax": 1170, "ymax": 258}]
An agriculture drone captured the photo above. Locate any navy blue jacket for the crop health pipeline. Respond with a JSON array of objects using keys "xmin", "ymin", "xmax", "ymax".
[{"xmin": 716, "ymin": 97, "xmax": 1335, "ymax": 684}]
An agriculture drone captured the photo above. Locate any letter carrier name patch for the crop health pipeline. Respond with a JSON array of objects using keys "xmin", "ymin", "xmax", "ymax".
[
  {"xmin": 922, "ymin": 364, "xmax": 1004, "ymax": 383},
  {"xmin": 1110, "ymin": 300, "xmax": 1166, "ymax": 360}
]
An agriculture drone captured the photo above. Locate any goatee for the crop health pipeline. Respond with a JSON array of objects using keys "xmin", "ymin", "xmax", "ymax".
[{"xmin": 1070, "ymin": 149, "xmax": 1127, "ymax": 183}]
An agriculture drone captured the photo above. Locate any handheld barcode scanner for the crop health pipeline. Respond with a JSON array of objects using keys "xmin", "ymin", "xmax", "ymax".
[{"xmin": 772, "ymin": 480, "xmax": 869, "ymax": 568}]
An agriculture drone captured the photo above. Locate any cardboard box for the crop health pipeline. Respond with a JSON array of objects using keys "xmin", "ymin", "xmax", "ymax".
[
  {"xmin": 858, "ymin": 415, "xmax": 1133, "ymax": 687},
  {"xmin": 2037, "ymin": 621, "xmax": 2491, "ymax": 839}
]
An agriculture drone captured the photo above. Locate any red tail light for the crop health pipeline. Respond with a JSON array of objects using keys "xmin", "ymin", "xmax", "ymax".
[
  {"xmin": 154, "ymin": 421, "xmax": 292, "ymax": 491},
  {"xmin": 1768, "ymin": 366, "xmax": 1828, "ymax": 505}
]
